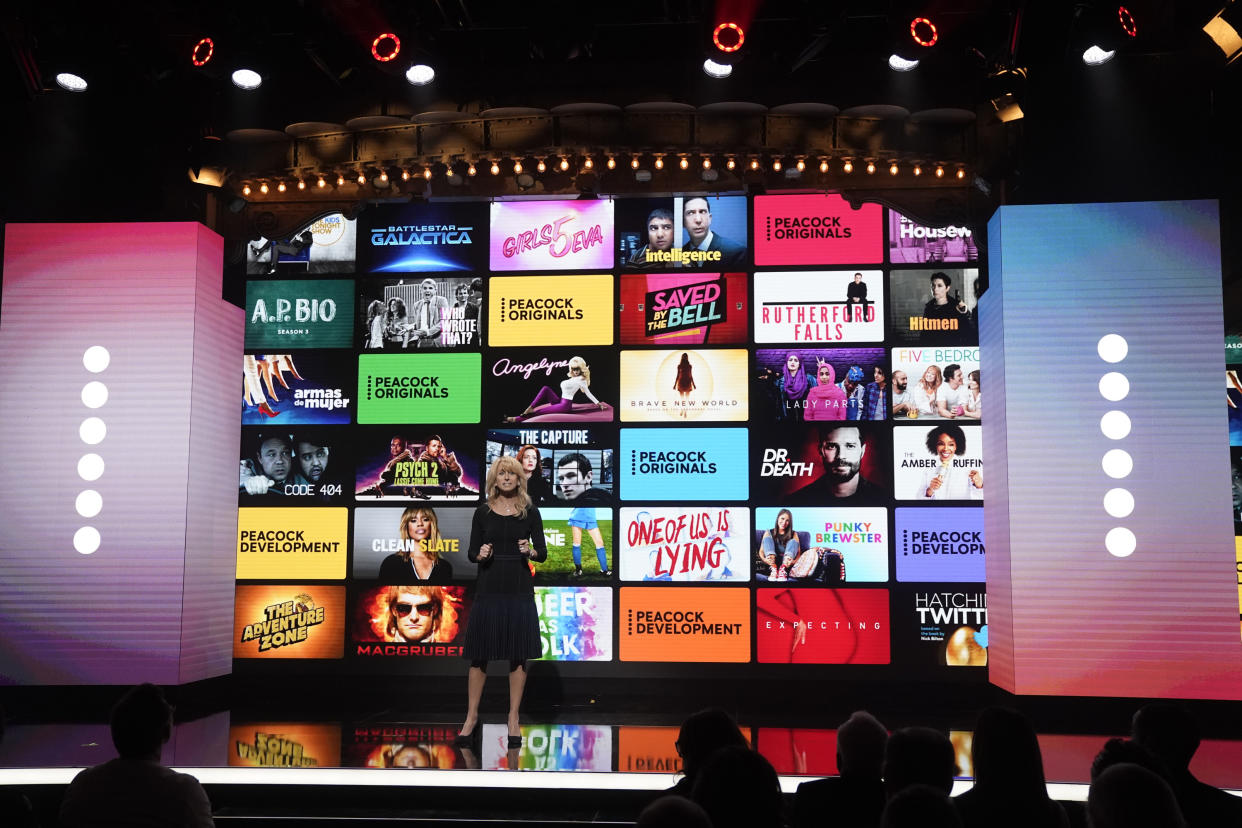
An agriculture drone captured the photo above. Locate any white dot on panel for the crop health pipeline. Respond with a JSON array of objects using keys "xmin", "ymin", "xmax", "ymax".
[
  {"xmin": 1105, "ymin": 527, "xmax": 1136, "ymax": 558},
  {"xmin": 78, "ymin": 453, "xmax": 105, "ymax": 481},
  {"xmin": 74, "ymin": 526, "xmax": 101, "ymax": 555},
  {"xmin": 1098, "ymin": 372, "xmax": 1130, "ymax": 401},
  {"xmin": 82, "ymin": 346, "xmax": 111, "ymax": 373},
  {"xmin": 1103, "ymin": 488, "xmax": 1134, "ymax": 518},
  {"xmin": 1100, "ymin": 410, "xmax": 1132, "ymax": 440},
  {"xmin": 1097, "ymin": 334, "xmax": 1128, "ymax": 363},
  {"xmin": 79, "ymin": 417, "xmax": 107, "ymax": 444},
  {"xmin": 76, "ymin": 490, "xmax": 103, "ymax": 518},
  {"xmin": 1101, "ymin": 449, "xmax": 1133, "ymax": 479},
  {"xmin": 81, "ymin": 381, "xmax": 109, "ymax": 408}
]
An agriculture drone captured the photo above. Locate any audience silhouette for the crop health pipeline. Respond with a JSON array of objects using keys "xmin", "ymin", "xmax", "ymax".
[
  {"xmin": 1088, "ymin": 763, "xmax": 1187, "ymax": 828},
  {"xmin": 883, "ymin": 726, "xmax": 957, "ymax": 798},
  {"xmin": 691, "ymin": 745, "xmax": 786, "ymax": 828},
  {"xmin": 1130, "ymin": 702, "xmax": 1242, "ymax": 828},
  {"xmin": 666, "ymin": 708, "xmax": 749, "ymax": 798},
  {"xmin": 59, "ymin": 683, "xmax": 214, "ymax": 828},
  {"xmin": 953, "ymin": 707, "xmax": 1068, "ymax": 828},
  {"xmin": 794, "ymin": 710, "xmax": 888, "ymax": 828},
  {"xmin": 637, "ymin": 795, "xmax": 712, "ymax": 828},
  {"xmin": 882, "ymin": 784, "xmax": 963, "ymax": 828}
]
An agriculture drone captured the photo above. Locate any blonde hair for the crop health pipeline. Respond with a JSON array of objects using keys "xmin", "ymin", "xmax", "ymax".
[
  {"xmin": 486, "ymin": 455, "xmax": 532, "ymax": 518},
  {"xmin": 921, "ymin": 364, "xmax": 943, "ymax": 393},
  {"xmin": 397, "ymin": 506, "xmax": 442, "ymax": 562},
  {"xmin": 568, "ymin": 356, "xmax": 591, "ymax": 385}
]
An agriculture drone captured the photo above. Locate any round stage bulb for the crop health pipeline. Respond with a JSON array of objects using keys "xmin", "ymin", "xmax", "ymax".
[
  {"xmin": 78, "ymin": 453, "xmax": 105, "ymax": 481},
  {"xmin": 56, "ymin": 73, "xmax": 88, "ymax": 91},
  {"xmin": 81, "ymin": 381, "xmax": 109, "ymax": 408},
  {"xmin": 79, "ymin": 417, "xmax": 106, "ymax": 444},
  {"xmin": 83, "ymin": 346, "xmax": 110, "ymax": 373},
  {"xmin": 1097, "ymin": 334, "xmax": 1128, "ymax": 362},
  {"xmin": 1105, "ymin": 527, "xmax": 1136, "ymax": 557},
  {"xmin": 1101, "ymin": 449, "xmax": 1133, "ymax": 479},
  {"xmin": 74, "ymin": 526, "xmax": 101, "ymax": 555},
  {"xmin": 231, "ymin": 69, "xmax": 262, "ymax": 90},
  {"xmin": 76, "ymin": 490, "xmax": 103, "ymax": 518},
  {"xmin": 405, "ymin": 64, "xmax": 435, "ymax": 86},
  {"xmin": 1099, "ymin": 410, "xmax": 1131, "ymax": 440},
  {"xmin": 1103, "ymin": 488, "xmax": 1135, "ymax": 518},
  {"xmin": 889, "ymin": 54, "xmax": 919, "ymax": 72},
  {"xmin": 1098, "ymin": 372, "xmax": 1129, "ymax": 401}
]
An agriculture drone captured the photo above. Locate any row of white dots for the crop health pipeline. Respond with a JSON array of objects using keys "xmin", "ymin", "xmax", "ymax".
[
  {"xmin": 75, "ymin": 346, "xmax": 110, "ymax": 555},
  {"xmin": 1097, "ymin": 335, "xmax": 1135, "ymax": 558}
]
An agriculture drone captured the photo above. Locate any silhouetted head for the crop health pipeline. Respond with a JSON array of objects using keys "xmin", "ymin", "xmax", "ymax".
[
  {"xmin": 884, "ymin": 726, "xmax": 956, "ymax": 797},
  {"xmin": 1088, "ymin": 763, "xmax": 1186, "ymax": 828},
  {"xmin": 1131, "ymin": 703, "xmax": 1200, "ymax": 772},
  {"xmin": 881, "ymin": 784, "xmax": 963, "ymax": 828},
  {"xmin": 971, "ymin": 707, "xmax": 1048, "ymax": 799},
  {"xmin": 676, "ymin": 708, "xmax": 748, "ymax": 780},
  {"xmin": 837, "ymin": 710, "xmax": 888, "ymax": 779},
  {"xmin": 692, "ymin": 745, "xmax": 784, "ymax": 828},
  {"xmin": 110, "ymin": 683, "xmax": 172, "ymax": 760},
  {"xmin": 637, "ymin": 795, "xmax": 711, "ymax": 828},
  {"xmin": 1090, "ymin": 737, "xmax": 1168, "ymax": 782}
]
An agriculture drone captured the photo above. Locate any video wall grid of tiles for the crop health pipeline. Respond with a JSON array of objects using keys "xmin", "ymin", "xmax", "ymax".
[{"xmin": 235, "ymin": 194, "xmax": 986, "ymax": 676}]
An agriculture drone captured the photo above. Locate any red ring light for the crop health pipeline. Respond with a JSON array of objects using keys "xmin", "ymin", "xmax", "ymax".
[
  {"xmin": 910, "ymin": 17, "xmax": 938, "ymax": 47},
  {"xmin": 712, "ymin": 22, "xmax": 745, "ymax": 53},
  {"xmin": 1118, "ymin": 6, "xmax": 1137, "ymax": 37},
  {"xmin": 371, "ymin": 33, "xmax": 401, "ymax": 62},
  {"xmin": 191, "ymin": 37, "xmax": 214, "ymax": 67}
]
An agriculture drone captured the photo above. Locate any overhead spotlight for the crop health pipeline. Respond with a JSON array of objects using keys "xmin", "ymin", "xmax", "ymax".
[
  {"xmin": 1083, "ymin": 45, "xmax": 1116, "ymax": 65},
  {"xmin": 910, "ymin": 17, "xmax": 939, "ymax": 47},
  {"xmin": 583, "ymin": 156, "xmax": 594, "ymax": 170},
  {"xmin": 55, "ymin": 72, "xmax": 88, "ymax": 91},
  {"xmin": 191, "ymin": 37, "xmax": 214, "ymax": 67},
  {"xmin": 371, "ymin": 33, "xmax": 401, "ymax": 63},
  {"xmin": 423, "ymin": 167, "xmax": 433, "ymax": 180},
  {"xmin": 913, "ymin": 165, "xmax": 922, "ymax": 176},
  {"xmin": 679, "ymin": 156, "xmax": 689, "ymax": 170},
  {"xmin": 231, "ymin": 69, "xmax": 262, "ymax": 90},
  {"xmin": 317, "ymin": 175, "xmax": 326, "ymax": 188},
  {"xmin": 726, "ymin": 157, "xmax": 736, "ymax": 170},
  {"xmin": 1118, "ymin": 6, "xmax": 1138, "ymax": 38},
  {"xmin": 956, "ymin": 167, "xmax": 966, "ymax": 179},
  {"xmin": 296, "ymin": 178, "xmax": 305, "ymax": 190},
  {"xmin": 277, "ymin": 181, "xmax": 286, "ymax": 192},
  {"xmin": 336, "ymin": 174, "xmax": 345, "ymax": 186},
  {"xmin": 866, "ymin": 161, "xmax": 876, "ymax": 174},
  {"xmin": 702, "ymin": 157, "xmax": 712, "ymax": 170},
  {"xmin": 490, "ymin": 161, "xmax": 500, "ymax": 175},
  {"xmin": 259, "ymin": 182, "xmax": 269, "ymax": 194},
  {"xmin": 749, "ymin": 158, "xmax": 760, "ymax": 170},
  {"xmin": 537, "ymin": 158, "xmax": 547, "ymax": 173},
  {"xmin": 607, "ymin": 156, "xmax": 616, "ymax": 170},
  {"xmin": 796, "ymin": 158, "xmax": 806, "ymax": 171},
  {"xmin": 987, "ymin": 66, "xmax": 1027, "ymax": 122},
  {"xmin": 379, "ymin": 170, "xmax": 389, "ymax": 182},
  {"xmin": 772, "ymin": 158, "xmax": 782, "ymax": 172},
  {"xmin": 889, "ymin": 162, "xmax": 899, "ymax": 175},
  {"xmin": 513, "ymin": 160, "xmax": 524, "ymax": 174},
  {"xmin": 401, "ymin": 168, "xmax": 410, "ymax": 181},
  {"xmin": 631, "ymin": 156, "xmax": 641, "ymax": 169},
  {"xmin": 357, "ymin": 172, "xmax": 367, "ymax": 185},
  {"xmin": 712, "ymin": 22, "xmax": 745, "ymax": 53},
  {"xmin": 654, "ymin": 156, "xmax": 665, "ymax": 170},
  {"xmin": 703, "ymin": 58, "xmax": 733, "ymax": 79},
  {"xmin": 843, "ymin": 160, "xmax": 854, "ymax": 173},
  {"xmin": 405, "ymin": 64, "xmax": 435, "ymax": 86},
  {"xmin": 889, "ymin": 54, "xmax": 920, "ymax": 71},
  {"xmin": 242, "ymin": 183, "xmax": 252, "ymax": 196},
  {"xmin": 819, "ymin": 159, "xmax": 829, "ymax": 173},
  {"xmin": 935, "ymin": 165, "xmax": 945, "ymax": 178},
  {"xmin": 560, "ymin": 157, "xmax": 570, "ymax": 171},
  {"xmin": 467, "ymin": 162, "xmax": 477, "ymax": 176},
  {"xmin": 991, "ymin": 92, "xmax": 1024, "ymax": 122}
]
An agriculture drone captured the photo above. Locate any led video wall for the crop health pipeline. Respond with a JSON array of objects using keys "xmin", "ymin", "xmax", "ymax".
[{"xmin": 235, "ymin": 194, "xmax": 990, "ymax": 679}]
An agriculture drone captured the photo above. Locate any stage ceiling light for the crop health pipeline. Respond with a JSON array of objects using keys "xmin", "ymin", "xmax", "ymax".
[
  {"xmin": 712, "ymin": 22, "xmax": 745, "ymax": 53},
  {"xmin": 991, "ymin": 91, "xmax": 1024, "ymax": 121},
  {"xmin": 1204, "ymin": 5, "xmax": 1242, "ymax": 64},
  {"xmin": 405, "ymin": 63, "xmax": 435, "ymax": 85},
  {"xmin": 889, "ymin": 53, "xmax": 920, "ymax": 71},
  {"xmin": 703, "ymin": 58, "xmax": 732, "ymax": 78},
  {"xmin": 55, "ymin": 72, "xmax": 87, "ymax": 91},
  {"xmin": 191, "ymin": 37, "xmax": 214, "ymax": 67},
  {"xmin": 371, "ymin": 33, "xmax": 400, "ymax": 62},
  {"xmin": 1118, "ymin": 5, "xmax": 1138, "ymax": 38},
  {"xmin": 910, "ymin": 17, "xmax": 939, "ymax": 47},
  {"xmin": 1083, "ymin": 44, "xmax": 1116, "ymax": 65},
  {"xmin": 231, "ymin": 68, "xmax": 262, "ymax": 90}
]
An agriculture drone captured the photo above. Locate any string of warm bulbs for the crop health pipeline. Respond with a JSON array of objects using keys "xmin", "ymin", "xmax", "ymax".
[{"xmin": 237, "ymin": 154, "xmax": 968, "ymax": 195}]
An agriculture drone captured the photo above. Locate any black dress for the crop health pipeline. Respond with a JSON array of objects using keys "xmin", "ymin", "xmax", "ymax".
[
  {"xmin": 377, "ymin": 555, "xmax": 453, "ymax": 584},
  {"xmin": 463, "ymin": 505, "xmax": 547, "ymax": 662}
]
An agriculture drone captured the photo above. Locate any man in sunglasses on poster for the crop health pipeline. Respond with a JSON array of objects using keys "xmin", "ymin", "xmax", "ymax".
[{"xmin": 385, "ymin": 586, "xmax": 449, "ymax": 643}]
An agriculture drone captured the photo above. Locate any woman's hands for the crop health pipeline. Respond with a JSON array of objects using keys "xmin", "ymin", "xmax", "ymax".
[{"xmin": 477, "ymin": 542, "xmax": 494, "ymax": 561}]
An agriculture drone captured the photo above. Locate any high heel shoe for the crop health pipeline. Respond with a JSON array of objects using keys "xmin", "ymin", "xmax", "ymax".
[{"xmin": 453, "ymin": 729, "xmax": 479, "ymax": 748}]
